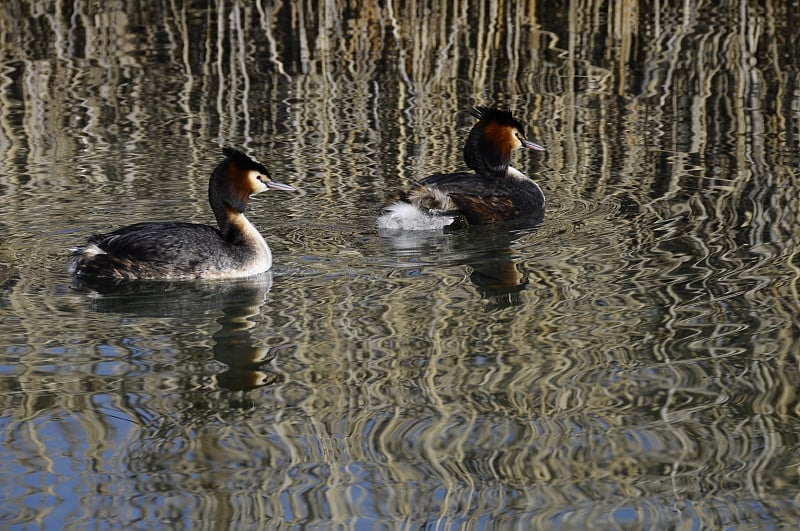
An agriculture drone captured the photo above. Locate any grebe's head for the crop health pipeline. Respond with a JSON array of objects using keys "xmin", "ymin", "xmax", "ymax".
[
  {"xmin": 464, "ymin": 107, "xmax": 544, "ymax": 177},
  {"xmin": 213, "ymin": 148, "xmax": 295, "ymax": 213}
]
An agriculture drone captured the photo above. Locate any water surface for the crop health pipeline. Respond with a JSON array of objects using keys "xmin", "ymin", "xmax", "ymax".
[{"xmin": 1, "ymin": 1, "xmax": 799, "ymax": 528}]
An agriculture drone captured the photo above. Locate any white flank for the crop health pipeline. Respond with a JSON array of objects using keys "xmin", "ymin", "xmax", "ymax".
[
  {"xmin": 67, "ymin": 244, "xmax": 105, "ymax": 274},
  {"xmin": 377, "ymin": 202, "xmax": 455, "ymax": 231},
  {"xmin": 80, "ymin": 244, "xmax": 105, "ymax": 257}
]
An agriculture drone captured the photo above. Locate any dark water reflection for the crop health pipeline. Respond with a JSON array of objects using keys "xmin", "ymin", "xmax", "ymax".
[
  {"xmin": 1, "ymin": 0, "xmax": 800, "ymax": 528},
  {"xmin": 75, "ymin": 274, "xmax": 278, "ymax": 391}
]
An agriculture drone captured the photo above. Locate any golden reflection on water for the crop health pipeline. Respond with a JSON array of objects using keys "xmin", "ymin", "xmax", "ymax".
[{"xmin": 0, "ymin": 0, "xmax": 799, "ymax": 528}]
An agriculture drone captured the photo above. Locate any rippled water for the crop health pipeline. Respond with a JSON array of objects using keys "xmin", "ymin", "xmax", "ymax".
[{"xmin": 1, "ymin": 1, "xmax": 799, "ymax": 528}]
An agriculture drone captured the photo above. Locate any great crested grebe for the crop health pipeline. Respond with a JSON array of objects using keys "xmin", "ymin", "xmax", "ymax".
[
  {"xmin": 377, "ymin": 106, "xmax": 545, "ymax": 230},
  {"xmin": 69, "ymin": 148, "xmax": 294, "ymax": 280}
]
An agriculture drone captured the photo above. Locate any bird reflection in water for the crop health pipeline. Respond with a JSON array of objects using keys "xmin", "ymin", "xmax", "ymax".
[
  {"xmin": 211, "ymin": 283, "xmax": 280, "ymax": 391},
  {"xmin": 378, "ymin": 220, "xmax": 539, "ymax": 308},
  {"xmin": 72, "ymin": 273, "xmax": 280, "ymax": 391},
  {"xmin": 468, "ymin": 248, "xmax": 528, "ymax": 305}
]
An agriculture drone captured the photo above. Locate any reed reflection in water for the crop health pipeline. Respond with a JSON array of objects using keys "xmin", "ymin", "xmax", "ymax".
[{"xmin": 0, "ymin": 0, "xmax": 799, "ymax": 528}]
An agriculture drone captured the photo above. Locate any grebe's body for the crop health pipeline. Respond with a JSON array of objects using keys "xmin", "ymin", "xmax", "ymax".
[
  {"xmin": 69, "ymin": 148, "xmax": 294, "ymax": 281},
  {"xmin": 377, "ymin": 107, "xmax": 545, "ymax": 230}
]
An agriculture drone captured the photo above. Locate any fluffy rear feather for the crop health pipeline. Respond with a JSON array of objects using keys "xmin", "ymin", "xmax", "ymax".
[{"xmin": 376, "ymin": 202, "xmax": 456, "ymax": 231}]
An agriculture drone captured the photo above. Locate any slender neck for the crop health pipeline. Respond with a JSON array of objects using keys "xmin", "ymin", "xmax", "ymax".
[
  {"xmin": 216, "ymin": 207, "xmax": 272, "ymax": 274},
  {"xmin": 214, "ymin": 203, "xmax": 262, "ymax": 246},
  {"xmin": 209, "ymin": 168, "xmax": 249, "ymax": 241},
  {"xmin": 210, "ymin": 197, "xmax": 229, "ymax": 236},
  {"xmin": 216, "ymin": 209, "xmax": 238, "ymax": 242},
  {"xmin": 222, "ymin": 208, "xmax": 262, "ymax": 246}
]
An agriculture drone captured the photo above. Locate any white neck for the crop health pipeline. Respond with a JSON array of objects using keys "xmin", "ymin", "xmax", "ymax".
[
  {"xmin": 506, "ymin": 165, "xmax": 530, "ymax": 181},
  {"xmin": 230, "ymin": 212, "xmax": 272, "ymax": 274}
]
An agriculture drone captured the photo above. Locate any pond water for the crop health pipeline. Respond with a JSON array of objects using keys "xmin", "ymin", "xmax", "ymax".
[{"xmin": 1, "ymin": 1, "xmax": 799, "ymax": 528}]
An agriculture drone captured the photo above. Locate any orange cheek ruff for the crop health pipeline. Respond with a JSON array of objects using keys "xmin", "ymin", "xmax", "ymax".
[
  {"xmin": 227, "ymin": 168, "xmax": 260, "ymax": 202},
  {"xmin": 482, "ymin": 122, "xmax": 516, "ymax": 154}
]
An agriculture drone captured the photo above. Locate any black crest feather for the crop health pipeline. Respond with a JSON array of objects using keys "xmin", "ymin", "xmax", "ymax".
[
  {"xmin": 469, "ymin": 106, "xmax": 526, "ymax": 135},
  {"xmin": 222, "ymin": 147, "xmax": 271, "ymax": 177}
]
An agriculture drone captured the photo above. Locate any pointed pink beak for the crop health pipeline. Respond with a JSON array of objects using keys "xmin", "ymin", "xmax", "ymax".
[{"xmin": 521, "ymin": 139, "xmax": 545, "ymax": 151}]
